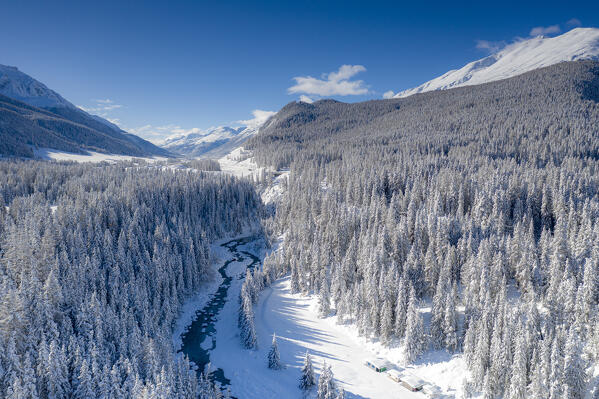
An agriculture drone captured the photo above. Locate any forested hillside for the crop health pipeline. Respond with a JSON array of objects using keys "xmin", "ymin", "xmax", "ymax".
[
  {"xmin": 0, "ymin": 94, "xmax": 172, "ymax": 158},
  {"xmin": 249, "ymin": 60, "xmax": 599, "ymax": 397},
  {"xmin": 0, "ymin": 161, "xmax": 262, "ymax": 398}
]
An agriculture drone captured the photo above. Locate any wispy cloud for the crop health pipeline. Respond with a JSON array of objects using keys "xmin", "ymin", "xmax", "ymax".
[
  {"xmin": 237, "ymin": 109, "xmax": 276, "ymax": 127},
  {"xmin": 299, "ymin": 95, "xmax": 314, "ymax": 103},
  {"xmin": 566, "ymin": 18, "xmax": 582, "ymax": 27},
  {"xmin": 288, "ymin": 65, "xmax": 369, "ymax": 97},
  {"xmin": 382, "ymin": 90, "xmax": 395, "ymax": 99},
  {"xmin": 475, "ymin": 39, "xmax": 506, "ymax": 53},
  {"xmin": 529, "ymin": 24, "xmax": 561, "ymax": 37},
  {"xmin": 129, "ymin": 109, "xmax": 275, "ymax": 142},
  {"xmin": 78, "ymin": 98, "xmax": 123, "ymax": 114}
]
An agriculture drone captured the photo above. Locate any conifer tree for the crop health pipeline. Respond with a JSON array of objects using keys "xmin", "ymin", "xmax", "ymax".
[
  {"xmin": 317, "ymin": 362, "xmax": 336, "ymax": 399},
  {"xmin": 268, "ymin": 333, "xmax": 283, "ymax": 370},
  {"xmin": 299, "ymin": 351, "xmax": 316, "ymax": 391},
  {"xmin": 403, "ymin": 286, "xmax": 426, "ymax": 363}
]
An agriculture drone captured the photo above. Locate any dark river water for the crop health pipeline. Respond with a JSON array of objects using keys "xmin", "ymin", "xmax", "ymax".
[{"xmin": 179, "ymin": 236, "xmax": 262, "ymax": 387}]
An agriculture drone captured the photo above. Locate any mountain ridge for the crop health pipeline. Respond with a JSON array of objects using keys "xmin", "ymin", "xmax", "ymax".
[
  {"xmin": 0, "ymin": 64, "xmax": 170, "ymax": 158},
  {"xmin": 392, "ymin": 27, "xmax": 599, "ymax": 98}
]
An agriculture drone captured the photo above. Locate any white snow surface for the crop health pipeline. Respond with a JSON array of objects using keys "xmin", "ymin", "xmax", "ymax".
[
  {"xmin": 218, "ymin": 147, "xmax": 261, "ymax": 178},
  {"xmin": 211, "ymin": 276, "xmax": 464, "ymax": 398},
  {"xmin": 33, "ymin": 148, "xmax": 168, "ymax": 163},
  {"xmin": 218, "ymin": 147, "xmax": 289, "ymax": 205},
  {"xmin": 393, "ymin": 27, "xmax": 599, "ymax": 98},
  {"xmin": 0, "ymin": 64, "xmax": 75, "ymax": 109}
]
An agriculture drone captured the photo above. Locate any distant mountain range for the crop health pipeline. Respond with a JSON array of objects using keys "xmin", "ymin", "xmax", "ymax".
[
  {"xmin": 159, "ymin": 110, "xmax": 276, "ymax": 158},
  {"xmin": 159, "ymin": 125, "xmax": 260, "ymax": 158},
  {"xmin": 0, "ymin": 64, "xmax": 170, "ymax": 158},
  {"xmin": 392, "ymin": 27, "xmax": 599, "ymax": 98}
]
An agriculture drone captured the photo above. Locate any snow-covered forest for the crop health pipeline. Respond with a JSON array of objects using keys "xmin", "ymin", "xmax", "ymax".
[
  {"xmin": 246, "ymin": 60, "xmax": 599, "ymax": 397},
  {"xmin": 0, "ymin": 160, "xmax": 262, "ymax": 398}
]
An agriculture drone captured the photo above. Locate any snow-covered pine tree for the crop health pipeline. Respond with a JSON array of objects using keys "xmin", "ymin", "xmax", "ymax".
[
  {"xmin": 394, "ymin": 278, "xmax": 408, "ymax": 338},
  {"xmin": 318, "ymin": 281, "xmax": 331, "ymax": 318},
  {"xmin": 317, "ymin": 362, "xmax": 336, "ymax": 399},
  {"xmin": 443, "ymin": 282, "xmax": 459, "ymax": 351},
  {"xmin": 403, "ymin": 286, "xmax": 426, "ymax": 363},
  {"xmin": 268, "ymin": 333, "xmax": 283, "ymax": 370},
  {"xmin": 507, "ymin": 327, "xmax": 528, "ymax": 399},
  {"xmin": 239, "ymin": 288, "xmax": 258, "ymax": 349},
  {"xmin": 299, "ymin": 351, "xmax": 316, "ymax": 391},
  {"xmin": 380, "ymin": 297, "xmax": 394, "ymax": 345},
  {"xmin": 563, "ymin": 328, "xmax": 587, "ymax": 399}
]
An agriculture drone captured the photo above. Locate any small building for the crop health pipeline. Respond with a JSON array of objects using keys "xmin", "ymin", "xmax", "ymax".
[
  {"xmin": 364, "ymin": 358, "xmax": 389, "ymax": 373},
  {"xmin": 386, "ymin": 369, "xmax": 403, "ymax": 383},
  {"xmin": 421, "ymin": 383, "xmax": 443, "ymax": 398},
  {"xmin": 400, "ymin": 374, "xmax": 425, "ymax": 392}
]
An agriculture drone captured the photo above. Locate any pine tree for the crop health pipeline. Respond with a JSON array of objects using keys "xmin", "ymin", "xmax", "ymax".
[
  {"xmin": 239, "ymin": 289, "xmax": 257, "ymax": 349},
  {"xmin": 318, "ymin": 282, "xmax": 331, "ymax": 318},
  {"xmin": 268, "ymin": 333, "xmax": 283, "ymax": 370},
  {"xmin": 317, "ymin": 362, "xmax": 336, "ymax": 399},
  {"xmin": 444, "ymin": 283, "xmax": 459, "ymax": 351},
  {"xmin": 507, "ymin": 331, "xmax": 528, "ymax": 399},
  {"xmin": 299, "ymin": 351, "xmax": 316, "ymax": 391},
  {"xmin": 563, "ymin": 328, "xmax": 587, "ymax": 399},
  {"xmin": 394, "ymin": 279, "xmax": 408, "ymax": 338},
  {"xmin": 403, "ymin": 286, "xmax": 426, "ymax": 363},
  {"xmin": 380, "ymin": 298, "xmax": 394, "ymax": 345}
]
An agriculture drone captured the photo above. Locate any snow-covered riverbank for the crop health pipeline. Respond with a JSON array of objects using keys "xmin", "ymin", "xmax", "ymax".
[
  {"xmin": 210, "ymin": 276, "xmax": 444, "ymax": 398},
  {"xmin": 172, "ymin": 236, "xmax": 238, "ymax": 352}
]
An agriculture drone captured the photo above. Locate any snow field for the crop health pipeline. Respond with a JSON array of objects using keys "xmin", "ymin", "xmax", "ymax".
[{"xmin": 211, "ymin": 276, "xmax": 450, "ymax": 399}]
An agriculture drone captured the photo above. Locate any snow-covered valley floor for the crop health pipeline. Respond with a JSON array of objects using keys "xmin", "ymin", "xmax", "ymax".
[{"xmin": 210, "ymin": 275, "xmax": 462, "ymax": 399}]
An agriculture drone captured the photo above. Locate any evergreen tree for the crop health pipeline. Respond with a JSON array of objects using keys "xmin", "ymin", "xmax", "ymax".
[
  {"xmin": 317, "ymin": 362, "xmax": 336, "ymax": 399},
  {"xmin": 299, "ymin": 351, "xmax": 316, "ymax": 391},
  {"xmin": 267, "ymin": 333, "xmax": 283, "ymax": 370},
  {"xmin": 403, "ymin": 286, "xmax": 426, "ymax": 363},
  {"xmin": 563, "ymin": 328, "xmax": 587, "ymax": 399}
]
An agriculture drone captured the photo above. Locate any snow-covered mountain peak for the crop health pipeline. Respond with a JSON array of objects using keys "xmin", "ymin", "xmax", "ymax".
[
  {"xmin": 0, "ymin": 64, "xmax": 76, "ymax": 109},
  {"xmin": 393, "ymin": 27, "xmax": 599, "ymax": 98}
]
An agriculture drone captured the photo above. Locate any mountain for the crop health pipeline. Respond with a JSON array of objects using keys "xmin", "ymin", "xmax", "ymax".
[
  {"xmin": 0, "ymin": 64, "xmax": 75, "ymax": 108},
  {"xmin": 161, "ymin": 125, "xmax": 262, "ymax": 158},
  {"xmin": 0, "ymin": 64, "xmax": 170, "ymax": 158},
  {"xmin": 392, "ymin": 27, "xmax": 599, "ymax": 98},
  {"xmin": 249, "ymin": 60, "xmax": 599, "ymax": 169},
  {"xmin": 160, "ymin": 112, "xmax": 275, "ymax": 158}
]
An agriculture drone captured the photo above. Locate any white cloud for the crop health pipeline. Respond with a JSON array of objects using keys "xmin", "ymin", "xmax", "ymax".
[
  {"xmin": 475, "ymin": 39, "xmax": 506, "ymax": 53},
  {"xmin": 127, "ymin": 124, "xmax": 179, "ymax": 139},
  {"xmin": 128, "ymin": 110, "xmax": 276, "ymax": 142},
  {"xmin": 237, "ymin": 109, "xmax": 276, "ymax": 127},
  {"xmin": 78, "ymin": 98, "xmax": 123, "ymax": 114},
  {"xmin": 288, "ymin": 64, "xmax": 369, "ymax": 96},
  {"xmin": 382, "ymin": 90, "xmax": 395, "ymax": 99},
  {"xmin": 299, "ymin": 95, "xmax": 314, "ymax": 103},
  {"xmin": 530, "ymin": 25, "xmax": 561, "ymax": 37},
  {"xmin": 567, "ymin": 18, "xmax": 582, "ymax": 27}
]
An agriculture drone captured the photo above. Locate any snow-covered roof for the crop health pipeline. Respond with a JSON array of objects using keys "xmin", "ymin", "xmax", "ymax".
[
  {"xmin": 386, "ymin": 369, "xmax": 402, "ymax": 379},
  {"xmin": 401, "ymin": 374, "xmax": 425, "ymax": 388},
  {"xmin": 422, "ymin": 384, "xmax": 442, "ymax": 394},
  {"xmin": 365, "ymin": 358, "xmax": 388, "ymax": 368}
]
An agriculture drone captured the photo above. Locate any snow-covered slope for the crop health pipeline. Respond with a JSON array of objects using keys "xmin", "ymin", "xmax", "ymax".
[
  {"xmin": 160, "ymin": 125, "xmax": 259, "ymax": 158},
  {"xmin": 0, "ymin": 64, "xmax": 75, "ymax": 108},
  {"xmin": 160, "ymin": 110, "xmax": 275, "ymax": 158},
  {"xmin": 0, "ymin": 64, "xmax": 171, "ymax": 157},
  {"xmin": 394, "ymin": 27, "xmax": 599, "ymax": 98}
]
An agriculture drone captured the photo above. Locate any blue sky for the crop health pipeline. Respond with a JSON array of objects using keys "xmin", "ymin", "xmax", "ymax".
[{"xmin": 1, "ymin": 0, "xmax": 598, "ymax": 141}]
